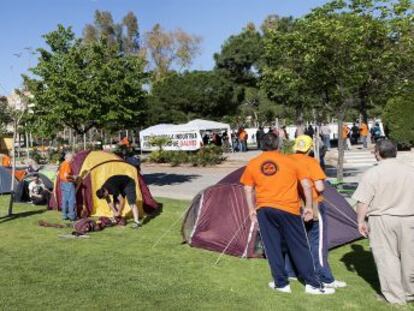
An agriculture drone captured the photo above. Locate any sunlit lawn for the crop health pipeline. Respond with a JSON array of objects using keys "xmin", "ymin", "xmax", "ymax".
[{"xmin": 0, "ymin": 196, "xmax": 410, "ymax": 310}]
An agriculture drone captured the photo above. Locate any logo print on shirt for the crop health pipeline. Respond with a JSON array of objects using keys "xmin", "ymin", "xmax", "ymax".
[{"xmin": 261, "ymin": 161, "xmax": 278, "ymax": 176}]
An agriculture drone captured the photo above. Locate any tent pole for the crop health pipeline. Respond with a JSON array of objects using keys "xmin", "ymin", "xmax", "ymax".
[{"xmin": 214, "ymin": 215, "xmax": 250, "ymax": 265}]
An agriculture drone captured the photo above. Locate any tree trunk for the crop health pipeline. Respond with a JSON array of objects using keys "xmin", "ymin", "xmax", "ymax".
[
  {"xmin": 337, "ymin": 112, "xmax": 345, "ymax": 182},
  {"xmin": 314, "ymin": 126, "xmax": 320, "ymax": 163},
  {"xmin": 359, "ymin": 88, "xmax": 368, "ymax": 124},
  {"xmin": 25, "ymin": 131, "xmax": 30, "ymax": 161},
  {"xmin": 83, "ymin": 132, "xmax": 87, "ymax": 150},
  {"xmin": 8, "ymin": 122, "xmax": 18, "ymax": 216},
  {"xmin": 73, "ymin": 133, "xmax": 77, "ymax": 152}
]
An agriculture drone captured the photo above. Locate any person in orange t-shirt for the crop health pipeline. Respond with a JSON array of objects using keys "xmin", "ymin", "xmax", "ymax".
[
  {"xmin": 58, "ymin": 153, "xmax": 77, "ymax": 221},
  {"xmin": 119, "ymin": 136, "xmax": 130, "ymax": 147},
  {"xmin": 359, "ymin": 122, "xmax": 369, "ymax": 149},
  {"xmin": 237, "ymin": 128, "xmax": 248, "ymax": 152},
  {"xmin": 287, "ymin": 135, "xmax": 347, "ymax": 289},
  {"xmin": 240, "ymin": 132, "xmax": 334, "ymax": 295},
  {"xmin": 1, "ymin": 154, "xmax": 11, "ymax": 167},
  {"xmin": 342, "ymin": 124, "xmax": 352, "ymax": 150}
]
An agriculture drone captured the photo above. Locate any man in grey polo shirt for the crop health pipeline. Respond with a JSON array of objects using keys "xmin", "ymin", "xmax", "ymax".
[{"xmin": 352, "ymin": 140, "xmax": 414, "ymax": 305}]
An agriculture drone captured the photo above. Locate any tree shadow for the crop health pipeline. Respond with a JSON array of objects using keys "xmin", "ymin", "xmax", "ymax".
[
  {"xmin": 325, "ymin": 165, "xmax": 365, "ymax": 178},
  {"xmin": 340, "ymin": 244, "xmax": 381, "ymax": 294},
  {"xmin": 143, "ymin": 173, "xmax": 200, "ymax": 186},
  {"xmin": 0, "ymin": 209, "xmax": 47, "ymax": 224}
]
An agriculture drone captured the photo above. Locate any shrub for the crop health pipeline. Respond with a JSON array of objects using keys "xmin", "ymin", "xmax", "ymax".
[
  {"xmin": 146, "ymin": 145, "xmax": 226, "ymax": 167},
  {"xmin": 148, "ymin": 136, "xmax": 172, "ymax": 151},
  {"xmin": 383, "ymin": 92, "xmax": 414, "ymax": 148}
]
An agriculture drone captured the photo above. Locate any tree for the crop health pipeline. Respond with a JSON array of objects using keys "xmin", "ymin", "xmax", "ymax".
[
  {"xmin": 262, "ymin": 0, "xmax": 413, "ymax": 181},
  {"xmin": 24, "ymin": 25, "xmax": 148, "ymax": 149},
  {"xmin": 83, "ymin": 10, "xmax": 141, "ymax": 55},
  {"xmin": 147, "ymin": 71, "xmax": 239, "ymax": 124},
  {"xmin": 214, "ymin": 23, "xmax": 263, "ymax": 86},
  {"xmin": 0, "ymin": 96, "xmax": 12, "ymax": 133},
  {"xmin": 144, "ymin": 24, "xmax": 202, "ymax": 81},
  {"xmin": 383, "ymin": 84, "xmax": 414, "ymax": 147}
]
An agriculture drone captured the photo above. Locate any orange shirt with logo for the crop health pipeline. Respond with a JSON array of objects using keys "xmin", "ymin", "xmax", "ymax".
[
  {"xmin": 59, "ymin": 160, "xmax": 73, "ymax": 182},
  {"xmin": 240, "ymin": 151, "xmax": 309, "ymax": 215},
  {"xmin": 359, "ymin": 123, "xmax": 369, "ymax": 137},
  {"xmin": 290, "ymin": 153, "xmax": 326, "ymax": 203}
]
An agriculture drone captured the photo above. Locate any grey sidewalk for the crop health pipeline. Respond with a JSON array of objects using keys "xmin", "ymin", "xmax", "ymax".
[{"xmin": 142, "ymin": 148, "xmax": 414, "ymax": 201}]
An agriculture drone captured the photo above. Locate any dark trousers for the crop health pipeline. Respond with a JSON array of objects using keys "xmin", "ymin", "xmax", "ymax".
[
  {"xmin": 257, "ymin": 207, "xmax": 320, "ymax": 288},
  {"xmin": 285, "ymin": 203, "xmax": 334, "ymax": 283}
]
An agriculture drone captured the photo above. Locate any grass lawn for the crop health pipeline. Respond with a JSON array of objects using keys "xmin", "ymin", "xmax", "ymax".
[{"xmin": 0, "ymin": 196, "xmax": 411, "ymax": 311}]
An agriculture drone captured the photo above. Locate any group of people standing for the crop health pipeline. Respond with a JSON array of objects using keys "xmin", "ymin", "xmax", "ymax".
[
  {"xmin": 341, "ymin": 121, "xmax": 381, "ymax": 150},
  {"xmin": 241, "ymin": 133, "xmax": 345, "ymax": 295},
  {"xmin": 241, "ymin": 130, "xmax": 413, "ymax": 304}
]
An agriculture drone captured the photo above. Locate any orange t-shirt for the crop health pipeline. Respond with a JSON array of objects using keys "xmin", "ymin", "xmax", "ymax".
[
  {"xmin": 59, "ymin": 160, "xmax": 73, "ymax": 182},
  {"xmin": 239, "ymin": 131, "xmax": 247, "ymax": 141},
  {"xmin": 342, "ymin": 126, "xmax": 350, "ymax": 139},
  {"xmin": 119, "ymin": 137, "xmax": 130, "ymax": 146},
  {"xmin": 359, "ymin": 123, "xmax": 368, "ymax": 136},
  {"xmin": 1, "ymin": 155, "xmax": 11, "ymax": 167},
  {"xmin": 290, "ymin": 153, "xmax": 326, "ymax": 203},
  {"xmin": 240, "ymin": 151, "xmax": 310, "ymax": 215}
]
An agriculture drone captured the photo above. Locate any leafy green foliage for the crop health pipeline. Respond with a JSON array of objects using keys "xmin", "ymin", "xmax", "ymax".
[
  {"xmin": 214, "ymin": 23, "xmax": 263, "ymax": 86},
  {"xmin": 148, "ymin": 71, "xmax": 239, "ymax": 124},
  {"xmin": 383, "ymin": 87, "xmax": 414, "ymax": 147},
  {"xmin": 25, "ymin": 25, "xmax": 148, "ymax": 137},
  {"xmin": 146, "ymin": 145, "xmax": 226, "ymax": 167},
  {"xmin": 261, "ymin": 0, "xmax": 414, "ymax": 180},
  {"xmin": 148, "ymin": 136, "xmax": 172, "ymax": 151},
  {"xmin": 0, "ymin": 96, "xmax": 13, "ymax": 134}
]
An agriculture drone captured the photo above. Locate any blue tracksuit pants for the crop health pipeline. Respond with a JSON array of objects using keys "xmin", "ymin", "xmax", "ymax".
[
  {"xmin": 285, "ymin": 202, "xmax": 335, "ymax": 283},
  {"xmin": 257, "ymin": 207, "xmax": 320, "ymax": 288}
]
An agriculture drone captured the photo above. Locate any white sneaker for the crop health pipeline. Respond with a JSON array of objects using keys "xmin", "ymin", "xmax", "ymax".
[
  {"xmin": 268, "ymin": 282, "xmax": 292, "ymax": 293},
  {"xmin": 323, "ymin": 280, "xmax": 347, "ymax": 288},
  {"xmin": 305, "ymin": 284, "xmax": 335, "ymax": 295}
]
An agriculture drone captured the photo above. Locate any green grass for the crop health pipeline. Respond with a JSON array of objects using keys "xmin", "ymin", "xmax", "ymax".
[{"xmin": 0, "ymin": 196, "xmax": 411, "ymax": 311}]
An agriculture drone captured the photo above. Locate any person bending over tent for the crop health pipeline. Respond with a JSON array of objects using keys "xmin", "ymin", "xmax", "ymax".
[
  {"xmin": 285, "ymin": 135, "xmax": 346, "ymax": 289},
  {"xmin": 240, "ymin": 132, "xmax": 334, "ymax": 295},
  {"xmin": 96, "ymin": 175, "xmax": 141, "ymax": 229}
]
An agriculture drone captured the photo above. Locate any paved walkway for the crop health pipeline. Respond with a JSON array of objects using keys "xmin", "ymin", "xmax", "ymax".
[{"xmin": 143, "ymin": 147, "xmax": 414, "ymax": 201}]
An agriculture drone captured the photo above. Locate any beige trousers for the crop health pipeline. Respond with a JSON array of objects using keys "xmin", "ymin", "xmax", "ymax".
[{"xmin": 369, "ymin": 215, "xmax": 414, "ymax": 304}]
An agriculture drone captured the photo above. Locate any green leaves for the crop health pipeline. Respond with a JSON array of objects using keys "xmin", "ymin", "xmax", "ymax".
[{"xmin": 25, "ymin": 25, "xmax": 147, "ymax": 137}]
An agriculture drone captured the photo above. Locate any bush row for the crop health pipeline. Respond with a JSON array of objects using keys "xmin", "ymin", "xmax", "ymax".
[{"xmin": 146, "ymin": 145, "xmax": 226, "ymax": 167}]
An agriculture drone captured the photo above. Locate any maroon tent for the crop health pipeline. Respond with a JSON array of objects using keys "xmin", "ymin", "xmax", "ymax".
[{"xmin": 182, "ymin": 167, "xmax": 362, "ymax": 258}]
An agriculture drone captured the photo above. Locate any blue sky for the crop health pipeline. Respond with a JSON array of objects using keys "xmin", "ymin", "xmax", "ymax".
[{"xmin": 0, "ymin": 0, "xmax": 328, "ymax": 94}]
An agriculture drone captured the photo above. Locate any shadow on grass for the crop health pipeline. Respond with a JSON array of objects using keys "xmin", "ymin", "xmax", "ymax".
[
  {"xmin": 142, "ymin": 204, "xmax": 164, "ymax": 225},
  {"xmin": 340, "ymin": 244, "xmax": 381, "ymax": 294},
  {"xmin": 0, "ymin": 209, "xmax": 47, "ymax": 224},
  {"xmin": 143, "ymin": 173, "xmax": 200, "ymax": 186}
]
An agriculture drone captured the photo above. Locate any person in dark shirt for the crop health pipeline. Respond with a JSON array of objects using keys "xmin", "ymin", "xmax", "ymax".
[
  {"xmin": 256, "ymin": 127, "xmax": 265, "ymax": 150},
  {"xmin": 351, "ymin": 123, "xmax": 360, "ymax": 145},
  {"xmin": 96, "ymin": 175, "xmax": 141, "ymax": 228},
  {"xmin": 304, "ymin": 125, "xmax": 315, "ymax": 138}
]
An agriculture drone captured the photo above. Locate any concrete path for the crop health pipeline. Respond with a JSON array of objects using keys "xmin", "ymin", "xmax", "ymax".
[{"xmin": 143, "ymin": 148, "xmax": 414, "ymax": 201}]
